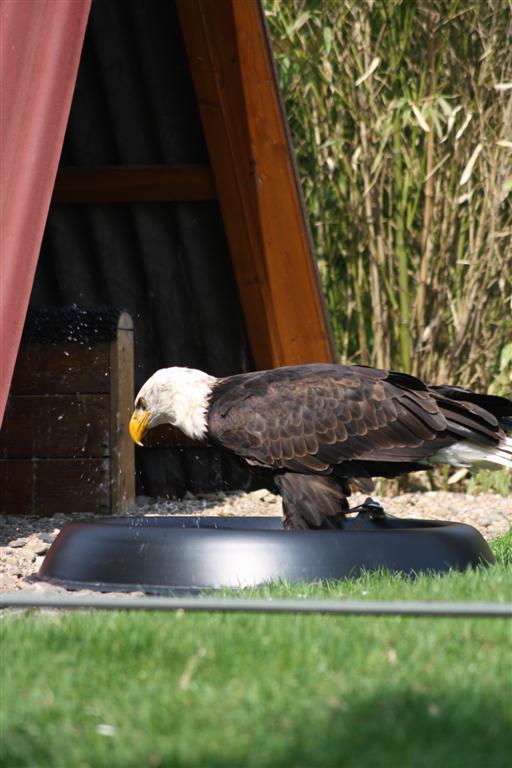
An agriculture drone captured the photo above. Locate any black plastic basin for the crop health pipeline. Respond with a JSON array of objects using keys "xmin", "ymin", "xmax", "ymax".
[{"xmin": 37, "ymin": 515, "xmax": 494, "ymax": 594}]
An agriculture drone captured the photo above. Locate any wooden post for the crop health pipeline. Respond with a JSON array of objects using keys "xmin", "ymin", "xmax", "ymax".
[
  {"xmin": 109, "ymin": 312, "xmax": 135, "ymax": 513},
  {"xmin": 176, "ymin": 0, "xmax": 336, "ymax": 369}
]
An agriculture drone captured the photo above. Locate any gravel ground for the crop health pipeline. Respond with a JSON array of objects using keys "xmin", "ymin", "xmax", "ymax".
[{"xmin": 1, "ymin": 490, "xmax": 510, "ymax": 596}]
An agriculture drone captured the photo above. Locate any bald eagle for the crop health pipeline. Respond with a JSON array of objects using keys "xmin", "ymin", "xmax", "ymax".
[{"xmin": 129, "ymin": 364, "xmax": 512, "ymax": 529}]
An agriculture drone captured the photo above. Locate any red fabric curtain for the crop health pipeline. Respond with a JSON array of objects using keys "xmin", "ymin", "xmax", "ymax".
[{"xmin": 0, "ymin": 0, "xmax": 91, "ymax": 425}]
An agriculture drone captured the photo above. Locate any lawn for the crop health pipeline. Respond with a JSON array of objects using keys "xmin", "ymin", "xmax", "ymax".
[{"xmin": 1, "ymin": 531, "xmax": 511, "ymax": 768}]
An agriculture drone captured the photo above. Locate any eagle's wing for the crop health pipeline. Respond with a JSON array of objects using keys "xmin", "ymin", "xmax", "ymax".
[
  {"xmin": 207, "ymin": 365, "xmax": 467, "ymax": 473},
  {"xmin": 428, "ymin": 385, "xmax": 512, "ymax": 432}
]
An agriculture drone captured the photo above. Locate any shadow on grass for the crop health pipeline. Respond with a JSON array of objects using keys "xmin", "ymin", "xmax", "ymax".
[
  {"xmin": 155, "ymin": 687, "xmax": 510, "ymax": 768},
  {"xmin": 3, "ymin": 687, "xmax": 510, "ymax": 768}
]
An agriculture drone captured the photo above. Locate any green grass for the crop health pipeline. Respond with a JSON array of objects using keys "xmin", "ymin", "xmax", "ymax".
[{"xmin": 1, "ymin": 531, "xmax": 511, "ymax": 768}]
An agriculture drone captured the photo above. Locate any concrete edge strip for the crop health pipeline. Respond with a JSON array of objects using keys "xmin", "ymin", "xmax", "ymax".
[{"xmin": 1, "ymin": 594, "xmax": 511, "ymax": 617}]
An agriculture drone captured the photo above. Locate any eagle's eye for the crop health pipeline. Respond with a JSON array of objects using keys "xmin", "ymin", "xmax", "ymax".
[{"xmin": 136, "ymin": 396, "xmax": 148, "ymax": 410}]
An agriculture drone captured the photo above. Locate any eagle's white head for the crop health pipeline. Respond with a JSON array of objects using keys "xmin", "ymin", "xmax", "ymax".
[{"xmin": 129, "ymin": 367, "xmax": 218, "ymax": 444}]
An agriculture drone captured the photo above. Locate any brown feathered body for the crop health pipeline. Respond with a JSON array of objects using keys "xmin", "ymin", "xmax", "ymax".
[
  {"xmin": 206, "ymin": 364, "xmax": 511, "ymax": 529},
  {"xmin": 132, "ymin": 363, "xmax": 512, "ymax": 530}
]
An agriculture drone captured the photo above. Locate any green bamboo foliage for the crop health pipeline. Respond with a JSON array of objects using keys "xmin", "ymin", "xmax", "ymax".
[{"xmin": 265, "ymin": 0, "xmax": 512, "ymax": 390}]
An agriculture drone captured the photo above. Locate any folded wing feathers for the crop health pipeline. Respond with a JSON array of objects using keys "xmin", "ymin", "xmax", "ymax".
[
  {"xmin": 269, "ymin": 374, "xmax": 450, "ymax": 468},
  {"xmin": 209, "ymin": 366, "xmax": 510, "ymax": 474}
]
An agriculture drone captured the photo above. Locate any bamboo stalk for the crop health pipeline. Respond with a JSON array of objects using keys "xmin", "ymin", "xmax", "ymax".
[
  {"xmin": 414, "ymin": 5, "xmax": 437, "ymax": 373},
  {"xmin": 393, "ymin": 125, "xmax": 412, "ymax": 372},
  {"xmin": 264, "ymin": 0, "xmax": 510, "ymax": 393}
]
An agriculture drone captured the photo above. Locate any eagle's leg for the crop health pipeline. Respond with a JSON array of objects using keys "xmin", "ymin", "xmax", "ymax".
[
  {"xmin": 348, "ymin": 497, "xmax": 387, "ymax": 519},
  {"xmin": 274, "ymin": 473, "xmax": 349, "ymax": 530}
]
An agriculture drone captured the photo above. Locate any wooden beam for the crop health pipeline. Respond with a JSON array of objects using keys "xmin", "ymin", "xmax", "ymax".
[
  {"xmin": 10, "ymin": 342, "xmax": 111, "ymax": 394},
  {"xmin": 109, "ymin": 312, "xmax": 135, "ymax": 514},
  {"xmin": 0, "ymin": 395, "xmax": 110, "ymax": 459},
  {"xmin": 176, "ymin": 0, "xmax": 336, "ymax": 368},
  {"xmin": 141, "ymin": 424, "xmax": 203, "ymax": 449},
  {"xmin": 0, "ymin": 459, "xmax": 110, "ymax": 516},
  {"xmin": 52, "ymin": 165, "xmax": 216, "ymax": 203}
]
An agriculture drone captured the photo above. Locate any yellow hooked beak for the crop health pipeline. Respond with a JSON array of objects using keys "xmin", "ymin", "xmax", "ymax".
[{"xmin": 129, "ymin": 410, "xmax": 151, "ymax": 446}]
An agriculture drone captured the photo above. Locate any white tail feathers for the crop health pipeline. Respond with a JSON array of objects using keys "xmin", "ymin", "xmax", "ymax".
[{"xmin": 429, "ymin": 435, "xmax": 512, "ymax": 471}]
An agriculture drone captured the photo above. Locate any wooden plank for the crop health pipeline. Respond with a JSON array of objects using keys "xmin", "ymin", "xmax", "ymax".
[
  {"xmin": 109, "ymin": 312, "xmax": 135, "ymax": 513},
  {"xmin": 0, "ymin": 459, "xmax": 110, "ymax": 515},
  {"xmin": 0, "ymin": 395, "xmax": 110, "ymax": 459},
  {"xmin": 232, "ymin": 1, "xmax": 335, "ymax": 364},
  {"xmin": 10, "ymin": 342, "xmax": 110, "ymax": 395},
  {"xmin": 176, "ymin": 0, "xmax": 336, "ymax": 368},
  {"xmin": 141, "ymin": 424, "xmax": 203, "ymax": 449},
  {"xmin": 176, "ymin": 0, "xmax": 279, "ymax": 368},
  {"xmin": 52, "ymin": 165, "xmax": 216, "ymax": 203}
]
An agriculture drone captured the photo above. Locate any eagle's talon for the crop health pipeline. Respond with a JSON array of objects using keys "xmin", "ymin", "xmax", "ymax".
[{"xmin": 350, "ymin": 497, "xmax": 387, "ymax": 519}]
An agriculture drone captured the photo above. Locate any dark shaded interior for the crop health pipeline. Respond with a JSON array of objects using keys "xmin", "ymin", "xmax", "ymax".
[{"xmin": 28, "ymin": 0, "xmax": 256, "ymax": 498}]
